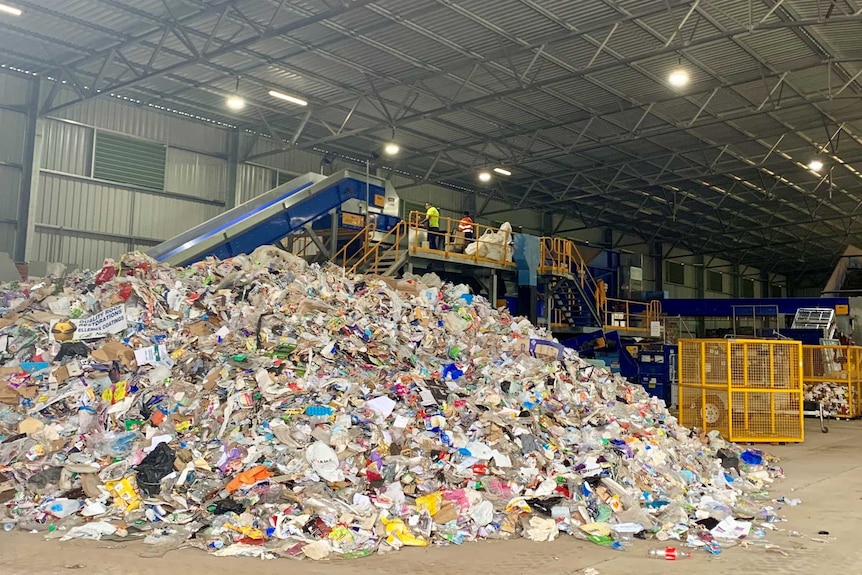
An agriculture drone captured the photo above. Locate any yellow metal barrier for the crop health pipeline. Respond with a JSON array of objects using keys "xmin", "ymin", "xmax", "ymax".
[
  {"xmin": 678, "ymin": 339, "xmax": 804, "ymax": 443},
  {"xmin": 602, "ymin": 298, "xmax": 662, "ymax": 333},
  {"xmin": 539, "ymin": 236, "xmax": 579, "ymax": 276},
  {"xmin": 330, "ymin": 221, "xmax": 375, "ymax": 270},
  {"xmin": 288, "ymin": 235, "xmax": 318, "ymax": 260},
  {"xmin": 802, "ymin": 345, "xmax": 862, "ymax": 418},
  {"xmin": 347, "ymin": 220, "xmax": 407, "ymax": 276},
  {"xmin": 407, "ymin": 211, "xmax": 515, "ymax": 268},
  {"xmin": 330, "ymin": 219, "xmax": 408, "ymax": 276}
]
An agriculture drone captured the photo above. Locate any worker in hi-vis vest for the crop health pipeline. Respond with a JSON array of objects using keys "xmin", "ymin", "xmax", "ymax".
[
  {"xmin": 458, "ymin": 211, "xmax": 474, "ymax": 241},
  {"xmin": 422, "ymin": 202, "xmax": 441, "ymax": 250}
]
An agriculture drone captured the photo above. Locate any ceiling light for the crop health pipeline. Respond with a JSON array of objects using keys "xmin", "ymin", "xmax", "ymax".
[
  {"xmin": 668, "ymin": 68, "xmax": 689, "ymax": 87},
  {"xmin": 268, "ymin": 90, "xmax": 307, "ymax": 106},
  {"xmin": 808, "ymin": 159, "xmax": 824, "ymax": 172},
  {"xmin": 384, "ymin": 142, "xmax": 400, "ymax": 156},
  {"xmin": 478, "ymin": 171, "xmax": 492, "ymax": 183},
  {"xmin": 493, "ymin": 167, "xmax": 512, "ymax": 176},
  {"xmin": 0, "ymin": 3, "xmax": 22, "ymax": 16},
  {"xmin": 226, "ymin": 95, "xmax": 245, "ymax": 110}
]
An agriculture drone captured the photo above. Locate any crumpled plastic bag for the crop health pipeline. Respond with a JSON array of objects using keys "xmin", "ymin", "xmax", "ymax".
[
  {"xmin": 527, "ymin": 516, "xmax": 558, "ymax": 541},
  {"xmin": 59, "ymin": 521, "xmax": 117, "ymax": 541},
  {"xmin": 135, "ymin": 442, "xmax": 175, "ymax": 495},
  {"xmin": 305, "ymin": 441, "xmax": 344, "ymax": 482}
]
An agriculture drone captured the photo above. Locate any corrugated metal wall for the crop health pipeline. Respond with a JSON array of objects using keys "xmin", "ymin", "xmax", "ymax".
[
  {"xmin": 31, "ymin": 90, "xmax": 231, "ymax": 269},
  {"xmin": 246, "ymin": 136, "xmax": 320, "ymax": 174},
  {"xmin": 50, "ymin": 90, "xmax": 228, "ymax": 156},
  {"xmin": 0, "ymin": 71, "xmax": 29, "ymax": 256},
  {"xmin": 237, "ymin": 163, "xmax": 275, "ymax": 204}
]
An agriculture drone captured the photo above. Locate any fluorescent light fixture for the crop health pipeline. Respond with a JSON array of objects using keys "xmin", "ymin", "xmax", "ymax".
[
  {"xmin": 384, "ymin": 142, "xmax": 400, "ymax": 156},
  {"xmin": 808, "ymin": 159, "xmax": 824, "ymax": 172},
  {"xmin": 0, "ymin": 3, "xmax": 22, "ymax": 15},
  {"xmin": 668, "ymin": 68, "xmax": 689, "ymax": 87},
  {"xmin": 478, "ymin": 171, "xmax": 492, "ymax": 183},
  {"xmin": 226, "ymin": 95, "xmax": 246, "ymax": 110},
  {"xmin": 493, "ymin": 167, "xmax": 512, "ymax": 176},
  {"xmin": 268, "ymin": 89, "xmax": 307, "ymax": 106}
]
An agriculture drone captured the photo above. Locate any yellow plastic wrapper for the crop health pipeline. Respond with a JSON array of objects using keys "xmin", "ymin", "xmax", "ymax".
[
  {"xmin": 580, "ymin": 522, "xmax": 612, "ymax": 537},
  {"xmin": 225, "ymin": 523, "xmax": 265, "ymax": 540},
  {"xmin": 104, "ymin": 476, "xmax": 141, "ymax": 511},
  {"xmin": 380, "ymin": 517, "xmax": 427, "ymax": 547},
  {"xmin": 505, "ymin": 496, "xmax": 532, "ymax": 514},
  {"xmin": 415, "ymin": 492, "xmax": 442, "ymax": 516}
]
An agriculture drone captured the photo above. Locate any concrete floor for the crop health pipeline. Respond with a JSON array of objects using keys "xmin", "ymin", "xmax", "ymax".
[{"xmin": 1, "ymin": 419, "xmax": 859, "ymax": 575}]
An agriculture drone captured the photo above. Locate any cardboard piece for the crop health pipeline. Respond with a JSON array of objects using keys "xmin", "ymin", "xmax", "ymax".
[
  {"xmin": 18, "ymin": 417, "xmax": 44, "ymax": 435},
  {"xmin": 188, "ymin": 321, "xmax": 214, "ymax": 336},
  {"xmin": 52, "ymin": 364, "xmax": 77, "ymax": 384},
  {"xmin": 0, "ymin": 367, "xmax": 21, "ymax": 405},
  {"xmin": 514, "ymin": 337, "xmax": 565, "ymax": 361},
  {"xmin": 91, "ymin": 341, "xmax": 137, "ymax": 369}
]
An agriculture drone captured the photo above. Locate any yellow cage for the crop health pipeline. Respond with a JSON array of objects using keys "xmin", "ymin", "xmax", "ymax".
[
  {"xmin": 802, "ymin": 345, "xmax": 862, "ymax": 418},
  {"xmin": 678, "ymin": 339, "xmax": 804, "ymax": 443}
]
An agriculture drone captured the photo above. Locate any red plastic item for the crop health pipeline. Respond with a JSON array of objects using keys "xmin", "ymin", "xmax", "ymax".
[
  {"xmin": 94, "ymin": 259, "xmax": 117, "ymax": 286},
  {"xmin": 648, "ymin": 547, "xmax": 691, "ymax": 560},
  {"xmin": 472, "ymin": 464, "xmax": 488, "ymax": 475},
  {"xmin": 118, "ymin": 283, "xmax": 132, "ymax": 301}
]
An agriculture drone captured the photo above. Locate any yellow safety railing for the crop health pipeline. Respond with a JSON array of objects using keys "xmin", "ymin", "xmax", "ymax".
[
  {"xmin": 678, "ymin": 339, "xmax": 804, "ymax": 443},
  {"xmin": 407, "ymin": 211, "xmax": 515, "ymax": 268},
  {"xmin": 288, "ymin": 235, "xmax": 319, "ymax": 260},
  {"xmin": 602, "ymin": 298, "xmax": 662, "ymax": 333},
  {"xmin": 330, "ymin": 220, "xmax": 375, "ymax": 270},
  {"xmin": 538, "ymin": 237, "xmax": 577, "ymax": 276},
  {"xmin": 345, "ymin": 220, "xmax": 408, "ymax": 276},
  {"xmin": 802, "ymin": 345, "xmax": 862, "ymax": 418}
]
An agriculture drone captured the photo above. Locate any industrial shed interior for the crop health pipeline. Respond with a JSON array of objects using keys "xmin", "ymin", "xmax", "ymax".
[{"xmin": 2, "ymin": 1, "xmax": 862, "ymax": 574}]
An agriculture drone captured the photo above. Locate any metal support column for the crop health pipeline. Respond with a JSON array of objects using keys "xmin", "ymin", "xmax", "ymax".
[
  {"xmin": 542, "ymin": 212, "xmax": 553, "ymax": 235},
  {"xmin": 603, "ymin": 228, "xmax": 614, "ymax": 248},
  {"xmin": 226, "ymin": 128, "xmax": 239, "ymax": 209},
  {"xmin": 695, "ymin": 254, "xmax": 705, "ymax": 299},
  {"xmin": 650, "ymin": 241, "xmax": 664, "ymax": 292},
  {"xmin": 15, "ymin": 76, "xmax": 41, "ymax": 263},
  {"xmin": 731, "ymin": 264, "xmax": 741, "ymax": 297},
  {"xmin": 303, "ymin": 224, "xmax": 330, "ymax": 259},
  {"xmin": 761, "ymin": 269, "xmax": 770, "ymax": 298},
  {"xmin": 329, "ymin": 207, "xmax": 339, "ymax": 255},
  {"xmin": 490, "ymin": 269, "xmax": 498, "ymax": 305}
]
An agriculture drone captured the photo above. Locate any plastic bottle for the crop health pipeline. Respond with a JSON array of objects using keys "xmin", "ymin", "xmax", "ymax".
[{"xmin": 648, "ymin": 547, "xmax": 692, "ymax": 560}]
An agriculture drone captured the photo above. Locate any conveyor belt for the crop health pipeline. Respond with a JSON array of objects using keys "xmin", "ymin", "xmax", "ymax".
[{"xmin": 148, "ymin": 170, "xmax": 386, "ymax": 266}]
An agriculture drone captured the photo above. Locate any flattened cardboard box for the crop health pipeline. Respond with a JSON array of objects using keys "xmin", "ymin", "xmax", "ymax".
[{"xmin": 90, "ymin": 340, "xmax": 137, "ymax": 370}]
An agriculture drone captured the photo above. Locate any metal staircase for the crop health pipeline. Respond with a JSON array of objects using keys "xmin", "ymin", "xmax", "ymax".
[
  {"xmin": 791, "ymin": 308, "xmax": 837, "ymax": 339},
  {"xmin": 539, "ymin": 236, "xmax": 660, "ymax": 334},
  {"xmin": 331, "ymin": 220, "xmax": 408, "ymax": 277},
  {"xmin": 550, "ymin": 276, "xmax": 602, "ymax": 328}
]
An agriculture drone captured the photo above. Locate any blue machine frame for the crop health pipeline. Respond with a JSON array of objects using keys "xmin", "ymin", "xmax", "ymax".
[
  {"xmin": 659, "ymin": 297, "xmax": 849, "ymax": 316},
  {"xmin": 148, "ymin": 170, "xmax": 389, "ymax": 267}
]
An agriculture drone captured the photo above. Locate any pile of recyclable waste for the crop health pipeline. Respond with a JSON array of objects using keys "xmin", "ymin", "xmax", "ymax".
[
  {"xmin": 804, "ymin": 382, "xmax": 850, "ymax": 417},
  {"xmin": 0, "ymin": 246, "xmax": 785, "ymax": 559}
]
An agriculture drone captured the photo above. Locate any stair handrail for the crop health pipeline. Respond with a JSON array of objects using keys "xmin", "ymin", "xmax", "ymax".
[
  {"xmin": 331, "ymin": 221, "xmax": 374, "ymax": 269},
  {"xmin": 347, "ymin": 220, "xmax": 408, "ymax": 275},
  {"xmin": 291, "ymin": 235, "xmax": 320, "ymax": 260}
]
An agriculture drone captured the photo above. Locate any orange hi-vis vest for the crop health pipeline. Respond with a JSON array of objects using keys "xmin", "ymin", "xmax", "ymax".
[{"xmin": 458, "ymin": 217, "xmax": 473, "ymax": 233}]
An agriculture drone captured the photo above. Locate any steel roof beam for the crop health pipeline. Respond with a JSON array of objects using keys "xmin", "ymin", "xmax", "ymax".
[{"xmin": 39, "ymin": 0, "xmax": 378, "ymax": 115}]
